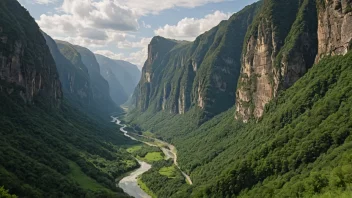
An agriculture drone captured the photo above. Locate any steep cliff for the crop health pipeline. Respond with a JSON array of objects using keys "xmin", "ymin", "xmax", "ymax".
[
  {"xmin": 95, "ymin": 54, "xmax": 139, "ymax": 103},
  {"xmin": 73, "ymin": 45, "xmax": 117, "ymax": 111},
  {"xmin": 97, "ymin": 56, "xmax": 128, "ymax": 105},
  {"xmin": 235, "ymin": 0, "xmax": 318, "ymax": 122},
  {"xmin": 43, "ymin": 34, "xmax": 91, "ymax": 105},
  {"xmin": 131, "ymin": 2, "xmax": 261, "ymax": 120},
  {"xmin": 316, "ymin": 0, "xmax": 352, "ymax": 62},
  {"xmin": 54, "ymin": 40, "xmax": 93, "ymax": 105},
  {"xmin": 0, "ymin": 0, "xmax": 62, "ymax": 106}
]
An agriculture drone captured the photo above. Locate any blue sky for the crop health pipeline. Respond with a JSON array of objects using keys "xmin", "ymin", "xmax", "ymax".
[{"xmin": 19, "ymin": 0, "xmax": 258, "ymax": 68}]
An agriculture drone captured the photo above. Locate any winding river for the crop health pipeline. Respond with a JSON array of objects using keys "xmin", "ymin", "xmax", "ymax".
[{"xmin": 112, "ymin": 116, "xmax": 193, "ymax": 198}]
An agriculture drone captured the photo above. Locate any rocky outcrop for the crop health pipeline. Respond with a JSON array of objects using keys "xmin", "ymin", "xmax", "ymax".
[
  {"xmin": 0, "ymin": 0, "xmax": 62, "ymax": 106},
  {"xmin": 316, "ymin": 0, "xmax": 352, "ymax": 62},
  {"xmin": 235, "ymin": 0, "xmax": 318, "ymax": 122},
  {"xmin": 132, "ymin": 3, "xmax": 260, "ymax": 120}
]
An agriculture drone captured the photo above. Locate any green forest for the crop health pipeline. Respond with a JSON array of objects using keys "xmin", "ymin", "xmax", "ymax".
[
  {"xmin": 1, "ymin": 0, "xmax": 352, "ymax": 197},
  {"xmin": 0, "ymin": 91, "xmax": 140, "ymax": 197},
  {"xmin": 126, "ymin": 51, "xmax": 352, "ymax": 197}
]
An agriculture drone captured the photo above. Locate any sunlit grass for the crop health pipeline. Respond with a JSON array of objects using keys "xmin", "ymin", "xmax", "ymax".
[
  {"xmin": 159, "ymin": 165, "xmax": 176, "ymax": 178},
  {"xmin": 140, "ymin": 152, "xmax": 164, "ymax": 163},
  {"xmin": 126, "ymin": 145, "xmax": 142, "ymax": 153}
]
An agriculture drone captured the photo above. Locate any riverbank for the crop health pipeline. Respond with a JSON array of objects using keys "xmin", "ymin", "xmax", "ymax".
[
  {"xmin": 112, "ymin": 116, "xmax": 193, "ymax": 185},
  {"xmin": 113, "ymin": 118, "xmax": 152, "ymax": 198}
]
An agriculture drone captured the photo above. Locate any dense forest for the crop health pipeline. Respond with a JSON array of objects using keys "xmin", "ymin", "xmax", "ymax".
[
  {"xmin": 0, "ymin": 0, "xmax": 139, "ymax": 197},
  {"xmin": 1, "ymin": 0, "xmax": 352, "ymax": 197},
  {"xmin": 125, "ymin": 0, "xmax": 352, "ymax": 197},
  {"xmin": 0, "ymin": 90, "xmax": 139, "ymax": 197},
  {"xmin": 126, "ymin": 47, "xmax": 352, "ymax": 198}
]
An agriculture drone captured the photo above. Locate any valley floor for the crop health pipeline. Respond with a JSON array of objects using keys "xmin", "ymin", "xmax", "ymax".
[{"xmin": 113, "ymin": 116, "xmax": 192, "ymax": 197}]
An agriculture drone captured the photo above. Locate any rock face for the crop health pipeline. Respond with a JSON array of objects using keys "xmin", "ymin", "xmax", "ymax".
[
  {"xmin": 95, "ymin": 54, "xmax": 140, "ymax": 105},
  {"xmin": 96, "ymin": 54, "xmax": 128, "ymax": 105},
  {"xmin": 316, "ymin": 0, "xmax": 352, "ymax": 62},
  {"xmin": 73, "ymin": 45, "xmax": 117, "ymax": 111},
  {"xmin": 0, "ymin": 0, "xmax": 62, "ymax": 105},
  {"xmin": 54, "ymin": 40, "xmax": 93, "ymax": 105},
  {"xmin": 43, "ymin": 34, "xmax": 91, "ymax": 105},
  {"xmin": 131, "ymin": 3, "xmax": 260, "ymax": 120},
  {"xmin": 235, "ymin": 0, "xmax": 318, "ymax": 122}
]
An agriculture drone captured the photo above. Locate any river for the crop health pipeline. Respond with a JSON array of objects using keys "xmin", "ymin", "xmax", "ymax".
[
  {"xmin": 112, "ymin": 116, "xmax": 193, "ymax": 198},
  {"xmin": 118, "ymin": 160, "xmax": 152, "ymax": 198}
]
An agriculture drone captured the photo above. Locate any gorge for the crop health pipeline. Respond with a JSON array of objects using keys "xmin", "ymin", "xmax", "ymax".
[{"xmin": 1, "ymin": 0, "xmax": 352, "ymax": 198}]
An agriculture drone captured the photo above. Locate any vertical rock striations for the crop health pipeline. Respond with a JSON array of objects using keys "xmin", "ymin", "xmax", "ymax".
[
  {"xmin": 235, "ymin": 0, "xmax": 318, "ymax": 122},
  {"xmin": 132, "ymin": 3, "xmax": 261, "ymax": 121},
  {"xmin": 54, "ymin": 40, "xmax": 93, "ymax": 105},
  {"xmin": 73, "ymin": 45, "xmax": 117, "ymax": 112},
  {"xmin": 0, "ymin": 0, "xmax": 62, "ymax": 106},
  {"xmin": 316, "ymin": 0, "xmax": 352, "ymax": 62}
]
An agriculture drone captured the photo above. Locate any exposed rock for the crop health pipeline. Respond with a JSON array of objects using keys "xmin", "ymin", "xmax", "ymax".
[
  {"xmin": 0, "ymin": 1, "xmax": 62, "ymax": 106},
  {"xmin": 131, "ymin": 3, "xmax": 260, "ymax": 121},
  {"xmin": 316, "ymin": 0, "xmax": 352, "ymax": 62},
  {"xmin": 236, "ymin": 0, "xmax": 318, "ymax": 122}
]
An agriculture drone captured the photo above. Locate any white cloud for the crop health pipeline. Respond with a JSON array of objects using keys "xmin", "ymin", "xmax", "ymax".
[
  {"xmin": 117, "ymin": 37, "xmax": 152, "ymax": 49},
  {"xmin": 142, "ymin": 21, "xmax": 151, "ymax": 29},
  {"xmin": 155, "ymin": 10, "xmax": 232, "ymax": 41},
  {"xmin": 95, "ymin": 50, "xmax": 125, "ymax": 60},
  {"xmin": 35, "ymin": 0, "xmax": 230, "ymax": 67},
  {"xmin": 34, "ymin": 0, "xmax": 57, "ymax": 4},
  {"xmin": 117, "ymin": 0, "xmax": 226, "ymax": 16},
  {"xmin": 95, "ymin": 47, "xmax": 148, "ymax": 69},
  {"xmin": 37, "ymin": 0, "xmax": 139, "ymax": 47}
]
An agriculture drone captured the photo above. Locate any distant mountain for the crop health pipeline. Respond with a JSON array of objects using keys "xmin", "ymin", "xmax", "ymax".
[
  {"xmin": 52, "ymin": 40, "xmax": 120, "ymax": 115},
  {"xmin": 95, "ymin": 54, "xmax": 141, "ymax": 105},
  {"xmin": 115, "ymin": 59, "xmax": 141, "ymax": 87},
  {"xmin": 73, "ymin": 45, "xmax": 119, "ymax": 112},
  {"xmin": 43, "ymin": 34, "xmax": 92, "ymax": 106}
]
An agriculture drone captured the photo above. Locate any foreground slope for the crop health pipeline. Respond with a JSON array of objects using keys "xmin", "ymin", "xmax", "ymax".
[
  {"xmin": 127, "ymin": 48, "xmax": 352, "ymax": 198},
  {"xmin": 125, "ymin": 0, "xmax": 352, "ymax": 197},
  {"xmin": 0, "ymin": 0, "xmax": 136, "ymax": 197},
  {"xmin": 0, "ymin": 0, "xmax": 62, "ymax": 105}
]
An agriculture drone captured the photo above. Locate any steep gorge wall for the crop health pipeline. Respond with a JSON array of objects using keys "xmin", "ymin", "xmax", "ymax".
[
  {"xmin": 235, "ymin": 0, "xmax": 318, "ymax": 122},
  {"xmin": 74, "ymin": 45, "xmax": 117, "ymax": 111},
  {"xmin": 0, "ymin": 0, "xmax": 62, "ymax": 105},
  {"xmin": 132, "ymin": 3, "xmax": 261, "ymax": 120},
  {"xmin": 316, "ymin": 0, "xmax": 352, "ymax": 62}
]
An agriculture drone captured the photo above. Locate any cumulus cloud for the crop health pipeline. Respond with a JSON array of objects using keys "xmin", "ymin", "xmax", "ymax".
[
  {"xmin": 155, "ymin": 10, "xmax": 232, "ymax": 41},
  {"xmin": 117, "ymin": 0, "xmax": 226, "ymax": 15},
  {"xmin": 37, "ymin": 0, "xmax": 139, "ymax": 46},
  {"xmin": 35, "ymin": 0, "xmax": 229, "ymax": 67},
  {"xmin": 117, "ymin": 37, "xmax": 152, "ymax": 49},
  {"xmin": 95, "ymin": 46, "xmax": 148, "ymax": 69},
  {"xmin": 34, "ymin": 0, "xmax": 57, "ymax": 4}
]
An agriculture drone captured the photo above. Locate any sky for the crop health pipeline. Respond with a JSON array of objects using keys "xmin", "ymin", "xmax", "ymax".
[{"xmin": 18, "ymin": 0, "xmax": 258, "ymax": 69}]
